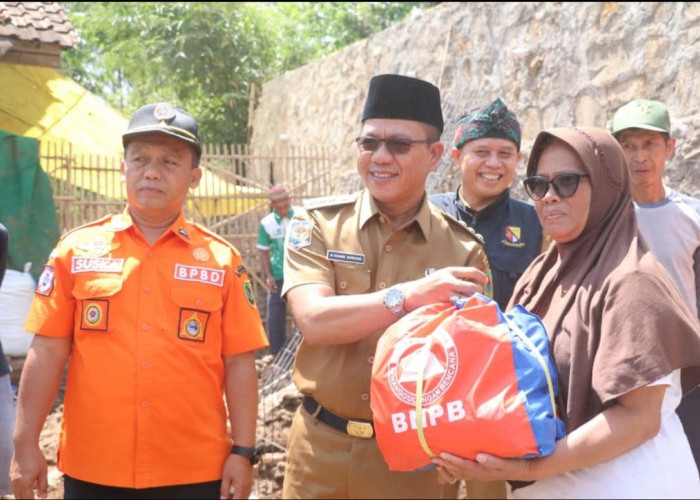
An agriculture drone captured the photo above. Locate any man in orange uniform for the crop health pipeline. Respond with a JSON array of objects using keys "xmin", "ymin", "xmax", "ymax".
[{"xmin": 10, "ymin": 103, "xmax": 268, "ymax": 499}]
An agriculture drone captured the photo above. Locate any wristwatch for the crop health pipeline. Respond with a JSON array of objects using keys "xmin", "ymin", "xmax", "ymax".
[
  {"xmin": 231, "ymin": 445, "xmax": 262, "ymax": 465},
  {"xmin": 383, "ymin": 286, "xmax": 406, "ymax": 316}
]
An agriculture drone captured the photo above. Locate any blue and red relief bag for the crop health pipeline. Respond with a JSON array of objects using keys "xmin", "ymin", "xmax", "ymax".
[{"xmin": 370, "ymin": 293, "xmax": 566, "ymax": 472}]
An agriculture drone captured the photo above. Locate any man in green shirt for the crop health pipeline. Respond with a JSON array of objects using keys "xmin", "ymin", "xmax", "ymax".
[{"xmin": 257, "ymin": 185, "xmax": 300, "ymax": 354}]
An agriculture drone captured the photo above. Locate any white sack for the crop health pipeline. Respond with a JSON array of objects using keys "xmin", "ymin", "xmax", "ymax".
[{"xmin": 0, "ymin": 268, "xmax": 36, "ymax": 357}]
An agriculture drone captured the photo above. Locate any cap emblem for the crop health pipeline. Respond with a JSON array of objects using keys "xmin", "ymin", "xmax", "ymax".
[{"xmin": 153, "ymin": 103, "xmax": 176, "ymax": 121}]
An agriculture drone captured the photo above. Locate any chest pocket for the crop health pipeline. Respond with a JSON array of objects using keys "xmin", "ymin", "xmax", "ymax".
[
  {"xmin": 170, "ymin": 283, "xmax": 223, "ymax": 312},
  {"xmin": 171, "ymin": 283, "xmax": 223, "ymax": 343},
  {"xmin": 334, "ymin": 264, "xmax": 371, "ymax": 295},
  {"xmin": 72, "ymin": 276, "xmax": 123, "ymax": 332}
]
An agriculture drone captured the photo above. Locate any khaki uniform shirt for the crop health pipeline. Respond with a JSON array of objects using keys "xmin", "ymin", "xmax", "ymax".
[{"xmin": 282, "ymin": 190, "xmax": 490, "ymax": 420}]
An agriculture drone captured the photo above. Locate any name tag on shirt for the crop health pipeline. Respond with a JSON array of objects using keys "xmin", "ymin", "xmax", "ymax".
[
  {"xmin": 71, "ymin": 257, "xmax": 125, "ymax": 274},
  {"xmin": 327, "ymin": 250, "xmax": 365, "ymax": 264}
]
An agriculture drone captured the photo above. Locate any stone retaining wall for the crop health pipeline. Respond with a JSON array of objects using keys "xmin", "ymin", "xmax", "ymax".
[{"xmin": 250, "ymin": 2, "xmax": 700, "ymax": 199}]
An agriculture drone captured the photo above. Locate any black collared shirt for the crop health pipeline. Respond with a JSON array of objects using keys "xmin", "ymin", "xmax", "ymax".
[{"xmin": 429, "ymin": 188, "xmax": 544, "ymax": 309}]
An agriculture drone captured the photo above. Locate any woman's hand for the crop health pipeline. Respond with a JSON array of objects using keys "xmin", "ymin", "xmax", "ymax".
[{"xmin": 433, "ymin": 452, "xmax": 536, "ymax": 484}]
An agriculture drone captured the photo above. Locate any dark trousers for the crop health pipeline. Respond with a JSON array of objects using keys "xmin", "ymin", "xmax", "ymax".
[
  {"xmin": 267, "ymin": 278, "xmax": 287, "ymax": 355},
  {"xmin": 63, "ymin": 475, "xmax": 221, "ymax": 499}
]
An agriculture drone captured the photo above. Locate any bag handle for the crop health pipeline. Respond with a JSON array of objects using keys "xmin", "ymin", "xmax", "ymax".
[{"xmin": 415, "ymin": 339, "xmax": 437, "ymax": 458}]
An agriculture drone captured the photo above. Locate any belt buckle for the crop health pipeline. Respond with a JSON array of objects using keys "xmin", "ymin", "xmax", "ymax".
[{"xmin": 346, "ymin": 420, "xmax": 373, "ymax": 438}]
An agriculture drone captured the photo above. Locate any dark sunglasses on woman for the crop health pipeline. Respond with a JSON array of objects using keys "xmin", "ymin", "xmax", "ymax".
[{"xmin": 523, "ymin": 173, "xmax": 590, "ymax": 201}]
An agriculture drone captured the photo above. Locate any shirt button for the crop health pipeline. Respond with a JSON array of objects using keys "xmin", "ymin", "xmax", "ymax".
[
  {"xmin": 360, "ymin": 393, "xmax": 369, "ymax": 402},
  {"xmin": 378, "ymin": 282, "xmax": 387, "ymax": 289},
  {"xmin": 367, "ymin": 356, "xmax": 374, "ymax": 364},
  {"xmin": 147, "ymin": 251, "xmax": 154, "ymax": 258},
  {"xmin": 339, "ymin": 281, "xmax": 347, "ymax": 289},
  {"xmin": 140, "ymin": 400, "xmax": 148, "ymax": 408},
  {"xmin": 384, "ymin": 245, "xmax": 392, "ymax": 252},
  {"xmin": 195, "ymin": 298, "xmax": 202, "ymax": 306},
  {"xmin": 143, "ymin": 285, "xmax": 151, "ymax": 293},
  {"xmin": 141, "ymin": 324, "xmax": 149, "ymax": 331},
  {"xmin": 141, "ymin": 362, "xmax": 149, "ymax": 369}
]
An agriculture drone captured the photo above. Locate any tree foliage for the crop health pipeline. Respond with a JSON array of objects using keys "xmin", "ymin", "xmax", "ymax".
[{"xmin": 62, "ymin": 2, "xmax": 437, "ymax": 144}]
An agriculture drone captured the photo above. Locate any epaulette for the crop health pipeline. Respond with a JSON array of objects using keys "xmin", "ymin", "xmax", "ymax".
[
  {"xmin": 438, "ymin": 209, "xmax": 485, "ymax": 245},
  {"xmin": 303, "ymin": 193, "xmax": 358, "ymax": 211},
  {"xmin": 192, "ymin": 221, "xmax": 242, "ymax": 256}
]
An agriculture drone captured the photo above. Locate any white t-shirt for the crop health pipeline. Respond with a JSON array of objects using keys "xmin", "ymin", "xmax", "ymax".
[
  {"xmin": 509, "ymin": 370, "xmax": 700, "ymax": 499},
  {"xmin": 635, "ymin": 187, "xmax": 700, "ymax": 318}
]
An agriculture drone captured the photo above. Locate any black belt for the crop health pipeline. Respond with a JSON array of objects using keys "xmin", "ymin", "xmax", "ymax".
[{"xmin": 302, "ymin": 395, "xmax": 375, "ymax": 439}]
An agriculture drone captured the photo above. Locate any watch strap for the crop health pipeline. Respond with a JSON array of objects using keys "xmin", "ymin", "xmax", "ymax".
[{"xmin": 231, "ymin": 444, "xmax": 260, "ymax": 465}]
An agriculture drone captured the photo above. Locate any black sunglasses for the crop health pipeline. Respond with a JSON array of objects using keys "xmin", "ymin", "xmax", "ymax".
[
  {"xmin": 523, "ymin": 173, "xmax": 590, "ymax": 201},
  {"xmin": 355, "ymin": 136, "xmax": 433, "ymax": 156}
]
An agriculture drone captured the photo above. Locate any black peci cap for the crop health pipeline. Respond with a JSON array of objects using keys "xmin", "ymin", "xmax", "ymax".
[
  {"xmin": 362, "ymin": 74, "xmax": 444, "ymax": 133},
  {"xmin": 122, "ymin": 102, "xmax": 201, "ymax": 154}
]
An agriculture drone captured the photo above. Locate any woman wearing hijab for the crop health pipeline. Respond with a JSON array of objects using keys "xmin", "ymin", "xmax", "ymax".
[{"xmin": 432, "ymin": 127, "xmax": 700, "ymax": 498}]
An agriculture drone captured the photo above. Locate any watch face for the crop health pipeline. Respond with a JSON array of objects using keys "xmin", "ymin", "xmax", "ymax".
[{"xmin": 385, "ymin": 287, "xmax": 403, "ymax": 308}]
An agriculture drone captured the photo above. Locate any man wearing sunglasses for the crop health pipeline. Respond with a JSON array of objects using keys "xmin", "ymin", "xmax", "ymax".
[
  {"xmin": 280, "ymin": 74, "xmax": 491, "ymax": 499},
  {"xmin": 611, "ymin": 98, "xmax": 700, "ymax": 477},
  {"xmin": 430, "ymin": 99, "xmax": 548, "ymax": 312}
]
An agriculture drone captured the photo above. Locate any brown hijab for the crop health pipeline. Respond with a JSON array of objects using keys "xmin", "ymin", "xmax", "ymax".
[{"xmin": 509, "ymin": 126, "xmax": 700, "ymax": 432}]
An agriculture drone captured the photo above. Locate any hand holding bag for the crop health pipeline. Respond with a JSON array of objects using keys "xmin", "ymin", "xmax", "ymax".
[{"xmin": 370, "ymin": 293, "xmax": 566, "ymax": 472}]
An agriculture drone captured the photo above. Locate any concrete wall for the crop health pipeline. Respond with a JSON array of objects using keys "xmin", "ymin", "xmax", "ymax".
[{"xmin": 250, "ymin": 2, "xmax": 700, "ymax": 198}]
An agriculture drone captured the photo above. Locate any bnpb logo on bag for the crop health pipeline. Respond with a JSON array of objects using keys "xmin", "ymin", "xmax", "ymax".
[{"xmin": 386, "ymin": 329, "xmax": 461, "ymax": 434}]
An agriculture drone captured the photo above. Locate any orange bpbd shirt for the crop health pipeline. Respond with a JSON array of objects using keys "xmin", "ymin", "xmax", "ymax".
[{"xmin": 25, "ymin": 210, "xmax": 268, "ymax": 488}]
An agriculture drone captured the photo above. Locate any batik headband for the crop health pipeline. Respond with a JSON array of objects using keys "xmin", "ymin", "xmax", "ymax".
[{"xmin": 453, "ymin": 98, "xmax": 521, "ymax": 151}]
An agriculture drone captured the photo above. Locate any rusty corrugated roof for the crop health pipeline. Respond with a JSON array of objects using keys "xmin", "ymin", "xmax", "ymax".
[{"xmin": 0, "ymin": 2, "xmax": 77, "ymax": 48}]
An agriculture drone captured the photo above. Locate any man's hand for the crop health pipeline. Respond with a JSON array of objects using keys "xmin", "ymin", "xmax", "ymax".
[
  {"xmin": 403, "ymin": 266, "xmax": 489, "ymax": 312},
  {"xmin": 265, "ymin": 276, "xmax": 278, "ymax": 294},
  {"xmin": 219, "ymin": 453, "xmax": 254, "ymax": 499},
  {"xmin": 10, "ymin": 444, "xmax": 49, "ymax": 499}
]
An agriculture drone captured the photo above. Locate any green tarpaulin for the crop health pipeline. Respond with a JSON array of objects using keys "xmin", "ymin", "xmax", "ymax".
[{"xmin": 0, "ymin": 130, "xmax": 60, "ymax": 282}]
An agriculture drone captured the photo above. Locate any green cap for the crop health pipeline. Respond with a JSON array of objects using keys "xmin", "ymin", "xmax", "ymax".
[{"xmin": 611, "ymin": 99, "xmax": 670, "ymax": 135}]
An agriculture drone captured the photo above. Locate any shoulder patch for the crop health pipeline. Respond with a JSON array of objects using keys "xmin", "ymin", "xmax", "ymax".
[
  {"xmin": 288, "ymin": 220, "xmax": 314, "ymax": 250},
  {"xmin": 303, "ymin": 193, "xmax": 358, "ymax": 211}
]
